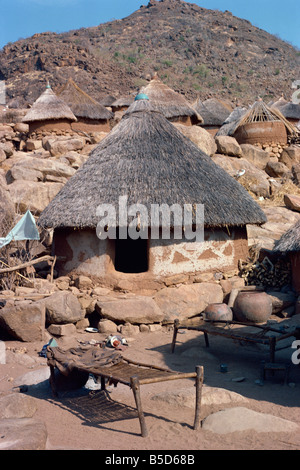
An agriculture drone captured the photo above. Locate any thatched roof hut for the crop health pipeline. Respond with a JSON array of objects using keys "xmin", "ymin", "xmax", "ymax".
[
  {"xmin": 57, "ymin": 78, "xmax": 113, "ymax": 121},
  {"xmin": 274, "ymin": 220, "xmax": 300, "ymax": 253},
  {"xmin": 22, "ymin": 84, "xmax": 76, "ymax": 133},
  {"xmin": 111, "ymin": 95, "xmax": 134, "ymax": 113},
  {"xmin": 193, "ymin": 98, "xmax": 232, "ymax": 135},
  {"xmin": 38, "ymin": 96, "xmax": 266, "ymax": 288},
  {"xmin": 39, "ymin": 97, "xmax": 266, "ymax": 230},
  {"xmin": 230, "ymin": 100, "xmax": 297, "ymax": 145},
  {"xmin": 215, "ymin": 106, "xmax": 247, "ymax": 137},
  {"xmin": 273, "ymin": 220, "xmax": 300, "ymax": 293},
  {"xmin": 139, "ymin": 74, "xmax": 203, "ymax": 126},
  {"xmin": 275, "ymin": 103, "xmax": 300, "ymax": 126}
]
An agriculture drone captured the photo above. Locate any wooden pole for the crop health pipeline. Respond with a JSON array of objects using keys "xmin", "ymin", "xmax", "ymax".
[
  {"xmin": 130, "ymin": 375, "xmax": 148, "ymax": 437},
  {"xmin": 171, "ymin": 319, "xmax": 180, "ymax": 353},
  {"xmin": 0, "ymin": 255, "xmax": 54, "ymax": 274},
  {"xmin": 193, "ymin": 365, "xmax": 204, "ymax": 430}
]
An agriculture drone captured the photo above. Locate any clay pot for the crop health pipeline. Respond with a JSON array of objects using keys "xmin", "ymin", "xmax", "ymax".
[
  {"xmin": 203, "ymin": 303, "xmax": 233, "ymax": 322},
  {"xmin": 233, "ymin": 291, "xmax": 272, "ymax": 324}
]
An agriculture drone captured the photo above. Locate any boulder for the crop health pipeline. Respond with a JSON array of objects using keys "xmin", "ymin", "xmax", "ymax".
[
  {"xmin": 44, "ymin": 291, "xmax": 84, "ymax": 325},
  {"xmin": 215, "ymin": 136, "xmax": 242, "ymax": 157},
  {"xmin": 97, "ymin": 319, "xmax": 118, "ymax": 334},
  {"xmin": 201, "ymin": 407, "xmax": 299, "ymax": 434},
  {"xmin": 13, "ymin": 122, "xmax": 29, "ymax": 133},
  {"xmin": 7, "ymin": 156, "xmax": 76, "ymax": 182},
  {"xmin": 267, "ymin": 291, "xmax": 296, "ymax": 315},
  {"xmin": 47, "ymin": 323, "xmax": 77, "ymax": 336},
  {"xmin": 96, "ymin": 295, "xmax": 164, "ymax": 324},
  {"xmin": 0, "ymin": 300, "xmax": 46, "ymax": 342},
  {"xmin": 265, "ymin": 161, "xmax": 290, "ymax": 178},
  {"xmin": 0, "ymin": 418, "xmax": 47, "ymax": 450},
  {"xmin": 284, "ymin": 194, "xmax": 300, "ymax": 212},
  {"xmin": 212, "ymin": 155, "xmax": 270, "ymax": 198},
  {"xmin": 173, "ymin": 123, "xmax": 217, "ymax": 156},
  {"xmin": 43, "ymin": 136, "xmax": 85, "ymax": 157},
  {"xmin": 279, "ymin": 145, "xmax": 300, "ymax": 169},
  {"xmin": 240, "ymin": 144, "xmax": 270, "ymax": 170},
  {"xmin": 7, "ymin": 180, "xmax": 64, "ymax": 214},
  {"xmin": 0, "ymin": 393, "xmax": 37, "ymax": 419},
  {"xmin": 151, "ymin": 385, "xmax": 248, "ymax": 409},
  {"xmin": 74, "ymin": 275, "xmax": 93, "ymax": 290},
  {"xmin": 154, "ymin": 283, "xmax": 223, "ymax": 322},
  {"xmin": 0, "ymin": 142, "xmax": 14, "ymax": 157}
]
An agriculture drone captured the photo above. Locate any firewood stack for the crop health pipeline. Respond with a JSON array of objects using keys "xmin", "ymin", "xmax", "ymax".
[{"xmin": 238, "ymin": 245, "xmax": 291, "ymax": 289}]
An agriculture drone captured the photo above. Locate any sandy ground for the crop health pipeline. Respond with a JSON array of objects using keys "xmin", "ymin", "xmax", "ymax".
[{"xmin": 1, "ymin": 320, "xmax": 300, "ymax": 451}]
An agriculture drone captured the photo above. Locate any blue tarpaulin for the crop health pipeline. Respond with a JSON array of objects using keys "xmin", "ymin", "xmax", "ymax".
[{"xmin": 0, "ymin": 210, "xmax": 40, "ymax": 249}]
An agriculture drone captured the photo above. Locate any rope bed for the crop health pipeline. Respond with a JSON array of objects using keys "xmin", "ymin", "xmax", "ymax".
[
  {"xmin": 171, "ymin": 318, "xmax": 300, "ymax": 363},
  {"xmin": 46, "ymin": 345, "xmax": 204, "ymax": 437}
]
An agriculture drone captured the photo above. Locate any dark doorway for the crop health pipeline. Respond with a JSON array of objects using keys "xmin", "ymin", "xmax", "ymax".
[{"xmin": 114, "ymin": 236, "xmax": 148, "ymax": 273}]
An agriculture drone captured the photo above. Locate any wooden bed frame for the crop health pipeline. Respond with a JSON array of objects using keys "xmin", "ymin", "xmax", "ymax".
[{"xmin": 46, "ymin": 346, "xmax": 204, "ymax": 437}]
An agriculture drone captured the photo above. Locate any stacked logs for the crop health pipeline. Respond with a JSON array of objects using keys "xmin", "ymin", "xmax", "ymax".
[{"xmin": 238, "ymin": 245, "xmax": 291, "ymax": 289}]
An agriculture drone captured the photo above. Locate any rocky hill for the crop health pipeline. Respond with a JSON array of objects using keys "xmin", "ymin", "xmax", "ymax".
[{"xmin": 1, "ymin": 0, "xmax": 300, "ymax": 107}]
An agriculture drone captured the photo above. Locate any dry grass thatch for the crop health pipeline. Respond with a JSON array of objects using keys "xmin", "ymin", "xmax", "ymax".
[
  {"xmin": 278, "ymin": 103, "xmax": 300, "ymax": 121},
  {"xmin": 193, "ymin": 98, "xmax": 231, "ymax": 126},
  {"xmin": 57, "ymin": 78, "xmax": 113, "ymax": 121},
  {"xmin": 274, "ymin": 218, "xmax": 300, "ymax": 253},
  {"xmin": 232, "ymin": 100, "xmax": 298, "ymax": 136},
  {"xmin": 22, "ymin": 86, "xmax": 77, "ymax": 123},
  {"xmin": 139, "ymin": 74, "xmax": 203, "ymax": 124},
  {"xmin": 38, "ymin": 98, "xmax": 267, "ymax": 230}
]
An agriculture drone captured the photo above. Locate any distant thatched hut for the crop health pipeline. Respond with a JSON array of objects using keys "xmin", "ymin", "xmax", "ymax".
[
  {"xmin": 139, "ymin": 74, "xmax": 203, "ymax": 126},
  {"xmin": 22, "ymin": 84, "xmax": 77, "ymax": 134},
  {"xmin": 232, "ymin": 99, "xmax": 296, "ymax": 146},
  {"xmin": 193, "ymin": 98, "xmax": 232, "ymax": 135},
  {"xmin": 38, "ymin": 96, "xmax": 266, "ymax": 291},
  {"xmin": 57, "ymin": 78, "xmax": 113, "ymax": 133},
  {"xmin": 275, "ymin": 103, "xmax": 300, "ymax": 128},
  {"xmin": 273, "ymin": 220, "xmax": 300, "ymax": 293},
  {"xmin": 111, "ymin": 96, "xmax": 134, "ymax": 113}
]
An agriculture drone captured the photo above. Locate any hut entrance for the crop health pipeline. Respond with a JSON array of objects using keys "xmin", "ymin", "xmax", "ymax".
[{"xmin": 114, "ymin": 235, "xmax": 149, "ymax": 273}]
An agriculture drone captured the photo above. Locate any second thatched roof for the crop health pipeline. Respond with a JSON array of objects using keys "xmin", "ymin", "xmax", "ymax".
[
  {"xmin": 57, "ymin": 78, "xmax": 113, "ymax": 121},
  {"xmin": 22, "ymin": 85, "xmax": 77, "ymax": 123},
  {"xmin": 38, "ymin": 97, "xmax": 266, "ymax": 230},
  {"xmin": 139, "ymin": 74, "xmax": 203, "ymax": 124},
  {"xmin": 273, "ymin": 219, "xmax": 300, "ymax": 253},
  {"xmin": 193, "ymin": 98, "xmax": 232, "ymax": 126}
]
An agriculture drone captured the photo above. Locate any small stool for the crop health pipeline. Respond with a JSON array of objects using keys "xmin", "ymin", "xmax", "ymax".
[{"xmin": 261, "ymin": 361, "xmax": 290, "ymax": 385}]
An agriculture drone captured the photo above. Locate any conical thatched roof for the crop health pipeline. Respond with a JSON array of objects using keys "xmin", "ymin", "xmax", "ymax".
[
  {"xmin": 57, "ymin": 78, "xmax": 113, "ymax": 120},
  {"xmin": 38, "ymin": 98, "xmax": 266, "ymax": 230},
  {"xmin": 111, "ymin": 96, "xmax": 134, "ymax": 109},
  {"xmin": 277, "ymin": 103, "xmax": 300, "ymax": 121},
  {"xmin": 139, "ymin": 74, "xmax": 203, "ymax": 124},
  {"xmin": 215, "ymin": 106, "xmax": 247, "ymax": 136},
  {"xmin": 273, "ymin": 219, "xmax": 300, "ymax": 253},
  {"xmin": 22, "ymin": 85, "xmax": 76, "ymax": 123},
  {"xmin": 232, "ymin": 100, "xmax": 297, "ymax": 136},
  {"xmin": 193, "ymin": 98, "xmax": 231, "ymax": 126}
]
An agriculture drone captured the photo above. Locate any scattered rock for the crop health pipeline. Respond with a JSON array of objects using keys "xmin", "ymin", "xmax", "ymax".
[
  {"xmin": 173, "ymin": 123, "xmax": 217, "ymax": 156},
  {"xmin": 96, "ymin": 295, "xmax": 164, "ymax": 324},
  {"xmin": 240, "ymin": 143, "xmax": 270, "ymax": 170},
  {"xmin": 47, "ymin": 323, "xmax": 77, "ymax": 336},
  {"xmin": 284, "ymin": 194, "xmax": 300, "ymax": 213},
  {"xmin": 0, "ymin": 393, "xmax": 37, "ymax": 419},
  {"xmin": 0, "ymin": 300, "xmax": 46, "ymax": 342},
  {"xmin": 44, "ymin": 291, "xmax": 84, "ymax": 325},
  {"xmin": 215, "ymin": 136, "xmax": 242, "ymax": 157},
  {"xmin": 154, "ymin": 283, "xmax": 223, "ymax": 322},
  {"xmin": 0, "ymin": 418, "xmax": 47, "ymax": 450},
  {"xmin": 201, "ymin": 406, "xmax": 299, "ymax": 434},
  {"xmin": 151, "ymin": 385, "xmax": 248, "ymax": 409}
]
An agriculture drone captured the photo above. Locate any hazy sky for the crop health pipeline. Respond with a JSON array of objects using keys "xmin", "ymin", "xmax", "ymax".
[{"xmin": 0, "ymin": 0, "xmax": 299, "ymax": 50}]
